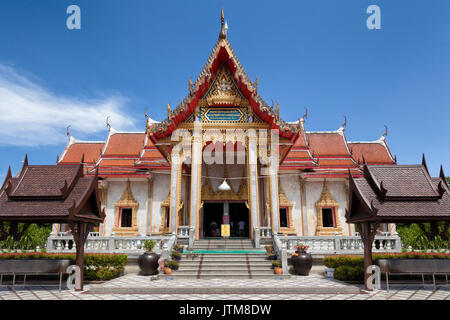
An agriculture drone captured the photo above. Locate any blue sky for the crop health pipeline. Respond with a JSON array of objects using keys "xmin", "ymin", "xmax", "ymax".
[{"xmin": 0, "ymin": 0, "xmax": 449, "ymax": 179}]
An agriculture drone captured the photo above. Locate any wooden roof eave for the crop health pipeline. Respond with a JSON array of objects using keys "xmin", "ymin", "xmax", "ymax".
[
  {"xmin": 346, "ymin": 170, "xmax": 378, "ymax": 223},
  {"xmin": 68, "ymin": 170, "xmax": 104, "ymax": 223}
]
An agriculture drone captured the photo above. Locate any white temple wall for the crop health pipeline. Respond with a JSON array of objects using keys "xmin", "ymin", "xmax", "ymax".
[
  {"xmin": 150, "ymin": 172, "xmax": 170, "ymax": 234},
  {"xmin": 279, "ymin": 174, "xmax": 302, "ymax": 235},
  {"xmin": 304, "ymin": 179, "xmax": 351, "ymax": 236},
  {"xmin": 103, "ymin": 179, "xmax": 150, "ymax": 236}
]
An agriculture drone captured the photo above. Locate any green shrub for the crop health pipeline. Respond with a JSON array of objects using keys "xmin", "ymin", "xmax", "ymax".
[
  {"xmin": 334, "ymin": 265, "xmax": 364, "ymax": 281},
  {"xmin": 0, "ymin": 223, "xmax": 51, "ymax": 250},
  {"xmin": 0, "ymin": 252, "xmax": 127, "ymax": 281},
  {"xmin": 396, "ymin": 223, "xmax": 450, "ymax": 250},
  {"xmin": 323, "ymin": 252, "xmax": 450, "ymax": 281}
]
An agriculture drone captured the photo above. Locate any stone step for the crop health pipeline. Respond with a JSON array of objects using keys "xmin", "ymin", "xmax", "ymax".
[
  {"xmin": 179, "ymin": 261, "xmax": 272, "ymax": 266},
  {"xmin": 184, "ymin": 253, "xmax": 266, "ymax": 257},
  {"xmin": 161, "ymin": 273, "xmax": 284, "ymax": 279},
  {"xmin": 182, "ymin": 256, "xmax": 268, "ymax": 262},
  {"xmin": 177, "ymin": 266, "xmax": 272, "ymax": 273},
  {"xmin": 193, "ymin": 244, "xmax": 261, "ymax": 250}
]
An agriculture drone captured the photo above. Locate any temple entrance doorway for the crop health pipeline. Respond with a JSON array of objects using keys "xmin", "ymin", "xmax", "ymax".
[
  {"xmin": 229, "ymin": 202, "xmax": 249, "ymax": 238},
  {"xmin": 201, "ymin": 202, "xmax": 250, "ymax": 238},
  {"xmin": 202, "ymin": 202, "xmax": 223, "ymax": 238}
]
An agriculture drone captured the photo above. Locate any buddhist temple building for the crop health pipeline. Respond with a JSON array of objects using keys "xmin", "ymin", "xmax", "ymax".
[{"xmin": 55, "ymin": 11, "xmax": 398, "ymax": 244}]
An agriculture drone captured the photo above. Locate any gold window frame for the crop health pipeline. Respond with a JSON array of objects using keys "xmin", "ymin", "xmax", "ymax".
[
  {"xmin": 113, "ymin": 180, "xmax": 139, "ymax": 236},
  {"xmin": 315, "ymin": 181, "xmax": 343, "ymax": 236}
]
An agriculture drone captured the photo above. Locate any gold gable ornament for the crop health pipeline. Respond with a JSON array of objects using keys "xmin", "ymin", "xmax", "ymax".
[
  {"xmin": 204, "ymin": 67, "xmax": 247, "ymax": 106},
  {"xmin": 113, "ymin": 180, "xmax": 139, "ymax": 236}
]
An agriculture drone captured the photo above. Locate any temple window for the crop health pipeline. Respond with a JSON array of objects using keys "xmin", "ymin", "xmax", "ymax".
[
  {"xmin": 321, "ymin": 207, "xmax": 335, "ymax": 228},
  {"xmin": 113, "ymin": 180, "xmax": 139, "ymax": 236},
  {"xmin": 120, "ymin": 208, "xmax": 133, "ymax": 228},
  {"xmin": 315, "ymin": 180, "xmax": 343, "ymax": 236},
  {"xmin": 279, "ymin": 207, "xmax": 289, "ymax": 228},
  {"xmin": 278, "ymin": 187, "xmax": 296, "ymax": 234}
]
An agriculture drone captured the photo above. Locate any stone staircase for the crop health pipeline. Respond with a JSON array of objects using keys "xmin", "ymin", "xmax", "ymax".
[{"xmin": 169, "ymin": 239, "xmax": 278, "ymax": 279}]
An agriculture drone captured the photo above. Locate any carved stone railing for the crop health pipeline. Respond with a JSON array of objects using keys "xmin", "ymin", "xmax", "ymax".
[
  {"xmin": 177, "ymin": 226, "xmax": 190, "ymax": 238},
  {"xmin": 46, "ymin": 235, "xmax": 175, "ymax": 255},
  {"xmin": 162, "ymin": 233, "xmax": 177, "ymax": 261},
  {"xmin": 259, "ymin": 227, "xmax": 272, "ymax": 239},
  {"xmin": 273, "ymin": 234, "xmax": 288, "ymax": 274},
  {"xmin": 177, "ymin": 225, "xmax": 195, "ymax": 250},
  {"xmin": 275, "ymin": 235, "xmax": 402, "ymax": 255}
]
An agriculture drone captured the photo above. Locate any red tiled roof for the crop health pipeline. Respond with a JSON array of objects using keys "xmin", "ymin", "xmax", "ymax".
[
  {"xmin": 102, "ymin": 132, "xmax": 145, "ymax": 157},
  {"xmin": 307, "ymin": 132, "xmax": 351, "ymax": 157},
  {"xmin": 60, "ymin": 142, "xmax": 104, "ymax": 164},
  {"xmin": 349, "ymin": 142, "xmax": 394, "ymax": 164}
]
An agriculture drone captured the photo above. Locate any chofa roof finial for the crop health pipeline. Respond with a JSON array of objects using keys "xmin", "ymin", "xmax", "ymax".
[
  {"xmin": 302, "ymin": 107, "xmax": 308, "ymax": 121},
  {"xmin": 383, "ymin": 125, "xmax": 388, "ymax": 138},
  {"xmin": 106, "ymin": 116, "xmax": 111, "ymax": 130},
  {"xmin": 342, "ymin": 115, "xmax": 347, "ymax": 129},
  {"xmin": 219, "ymin": 8, "xmax": 228, "ymax": 39}
]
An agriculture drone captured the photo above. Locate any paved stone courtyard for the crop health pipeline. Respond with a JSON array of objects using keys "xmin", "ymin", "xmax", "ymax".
[{"xmin": 0, "ymin": 274, "xmax": 449, "ymax": 300}]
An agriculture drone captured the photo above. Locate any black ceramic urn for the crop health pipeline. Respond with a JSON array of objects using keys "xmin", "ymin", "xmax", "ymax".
[
  {"xmin": 138, "ymin": 252, "xmax": 160, "ymax": 275},
  {"xmin": 291, "ymin": 251, "xmax": 313, "ymax": 276}
]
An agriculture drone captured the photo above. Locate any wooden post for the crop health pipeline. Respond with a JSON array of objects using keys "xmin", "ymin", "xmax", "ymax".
[
  {"xmin": 70, "ymin": 222, "xmax": 91, "ymax": 291},
  {"xmin": 359, "ymin": 222, "xmax": 378, "ymax": 291}
]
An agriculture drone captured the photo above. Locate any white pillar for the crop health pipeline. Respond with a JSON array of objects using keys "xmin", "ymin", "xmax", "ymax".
[
  {"xmin": 269, "ymin": 151, "xmax": 279, "ymax": 234},
  {"xmin": 190, "ymin": 121, "xmax": 202, "ymax": 239},
  {"xmin": 169, "ymin": 150, "xmax": 182, "ymax": 234},
  {"xmin": 247, "ymin": 129, "xmax": 259, "ymax": 239}
]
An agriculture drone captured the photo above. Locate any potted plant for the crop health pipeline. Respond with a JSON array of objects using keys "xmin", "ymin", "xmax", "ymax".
[
  {"xmin": 265, "ymin": 245, "xmax": 277, "ymax": 260},
  {"xmin": 272, "ymin": 260, "xmax": 282, "ymax": 274},
  {"xmin": 163, "ymin": 260, "xmax": 172, "ymax": 275},
  {"xmin": 291, "ymin": 243, "xmax": 312, "ymax": 276},
  {"xmin": 138, "ymin": 240, "xmax": 160, "ymax": 276},
  {"xmin": 164, "ymin": 259, "xmax": 179, "ymax": 274},
  {"xmin": 171, "ymin": 250, "xmax": 182, "ymax": 261},
  {"xmin": 174, "ymin": 244, "xmax": 184, "ymax": 254}
]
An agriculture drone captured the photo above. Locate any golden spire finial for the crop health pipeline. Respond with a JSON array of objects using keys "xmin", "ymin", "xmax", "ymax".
[
  {"xmin": 167, "ymin": 103, "xmax": 171, "ymax": 118},
  {"xmin": 219, "ymin": 8, "xmax": 227, "ymax": 39}
]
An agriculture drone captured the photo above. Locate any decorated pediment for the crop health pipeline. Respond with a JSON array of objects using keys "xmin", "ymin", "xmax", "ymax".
[{"xmin": 202, "ymin": 67, "xmax": 247, "ymax": 106}]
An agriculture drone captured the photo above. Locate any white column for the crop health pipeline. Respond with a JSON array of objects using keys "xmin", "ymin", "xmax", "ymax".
[
  {"xmin": 247, "ymin": 129, "xmax": 259, "ymax": 239},
  {"xmin": 269, "ymin": 151, "xmax": 279, "ymax": 234},
  {"xmin": 190, "ymin": 121, "xmax": 202, "ymax": 239},
  {"xmin": 169, "ymin": 150, "xmax": 182, "ymax": 234}
]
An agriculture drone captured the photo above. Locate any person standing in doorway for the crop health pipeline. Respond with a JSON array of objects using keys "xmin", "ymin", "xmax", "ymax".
[
  {"xmin": 210, "ymin": 220, "xmax": 218, "ymax": 237},
  {"xmin": 238, "ymin": 219, "xmax": 246, "ymax": 237}
]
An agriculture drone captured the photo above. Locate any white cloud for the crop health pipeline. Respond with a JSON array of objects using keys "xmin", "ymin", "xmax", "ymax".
[{"xmin": 0, "ymin": 64, "xmax": 137, "ymax": 146}]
